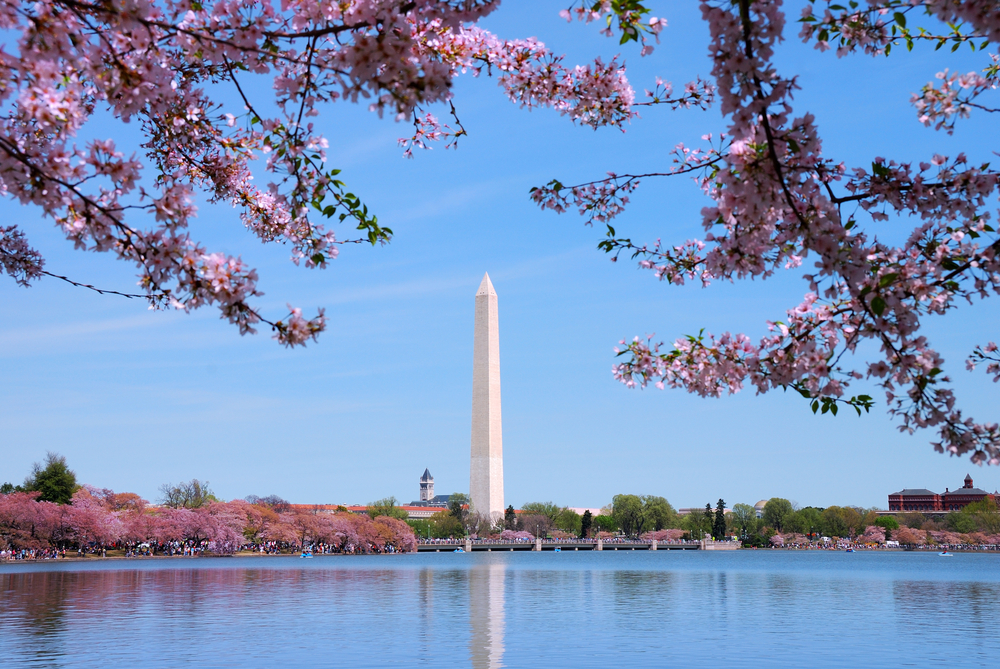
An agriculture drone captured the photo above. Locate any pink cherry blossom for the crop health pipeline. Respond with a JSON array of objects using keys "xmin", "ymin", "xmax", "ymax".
[{"xmin": 535, "ymin": 0, "xmax": 1000, "ymax": 464}]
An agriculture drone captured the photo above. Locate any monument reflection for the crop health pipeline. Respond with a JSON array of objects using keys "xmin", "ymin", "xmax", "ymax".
[{"xmin": 468, "ymin": 561, "xmax": 506, "ymax": 669}]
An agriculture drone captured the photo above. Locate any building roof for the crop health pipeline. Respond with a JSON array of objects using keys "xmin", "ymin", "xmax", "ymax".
[
  {"xmin": 889, "ymin": 489, "xmax": 938, "ymax": 496},
  {"xmin": 407, "ymin": 494, "xmax": 451, "ymax": 507},
  {"xmin": 943, "ymin": 487, "xmax": 990, "ymax": 497},
  {"xmin": 420, "ymin": 468, "xmax": 433, "ymax": 482}
]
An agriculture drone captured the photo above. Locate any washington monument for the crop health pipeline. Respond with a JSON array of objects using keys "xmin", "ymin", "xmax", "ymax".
[{"xmin": 471, "ymin": 272, "xmax": 504, "ymax": 521}]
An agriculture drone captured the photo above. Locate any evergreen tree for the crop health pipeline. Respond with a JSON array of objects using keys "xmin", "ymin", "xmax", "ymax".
[
  {"xmin": 581, "ymin": 510, "xmax": 593, "ymax": 538},
  {"xmin": 504, "ymin": 505, "xmax": 516, "ymax": 530},
  {"xmin": 23, "ymin": 452, "xmax": 77, "ymax": 504},
  {"xmin": 713, "ymin": 499, "xmax": 727, "ymax": 540},
  {"xmin": 702, "ymin": 504, "xmax": 713, "ymax": 539}
]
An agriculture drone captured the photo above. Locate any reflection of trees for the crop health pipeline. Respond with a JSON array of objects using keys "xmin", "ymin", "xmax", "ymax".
[
  {"xmin": 469, "ymin": 561, "xmax": 505, "ymax": 669},
  {"xmin": 2, "ymin": 571, "xmax": 70, "ymax": 662}
]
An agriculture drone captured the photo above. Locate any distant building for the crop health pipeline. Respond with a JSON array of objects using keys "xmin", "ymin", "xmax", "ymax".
[
  {"xmin": 888, "ymin": 474, "xmax": 997, "ymax": 512},
  {"xmin": 754, "ymin": 500, "xmax": 768, "ymax": 518},
  {"xmin": 407, "ymin": 468, "xmax": 450, "ymax": 515},
  {"xmin": 420, "ymin": 468, "xmax": 434, "ymax": 502},
  {"xmin": 566, "ymin": 507, "xmax": 604, "ymax": 517}
]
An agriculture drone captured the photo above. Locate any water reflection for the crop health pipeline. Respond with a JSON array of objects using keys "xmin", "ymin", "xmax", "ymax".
[
  {"xmin": 468, "ymin": 561, "xmax": 505, "ymax": 669},
  {"xmin": 3, "ymin": 553, "xmax": 1000, "ymax": 668}
]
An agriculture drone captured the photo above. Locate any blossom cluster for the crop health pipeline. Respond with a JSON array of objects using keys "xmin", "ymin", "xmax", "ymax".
[
  {"xmin": 535, "ymin": 1, "xmax": 1000, "ymax": 463},
  {"xmin": 3, "ymin": 0, "xmax": 641, "ymax": 344},
  {"xmin": 0, "ymin": 487, "xmax": 416, "ymax": 554}
]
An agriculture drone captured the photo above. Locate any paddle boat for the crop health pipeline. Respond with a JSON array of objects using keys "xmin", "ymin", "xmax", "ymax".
[
  {"xmin": 453, "ymin": 548, "xmax": 465, "ymax": 553},
  {"xmin": 554, "ymin": 547, "xmax": 561, "ymax": 552},
  {"xmin": 939, "ymin": 550, "xmax": 953, "ymax": 557},
  {"xmin": 300, "ymin": 549, "xmax": 313, "ymax": 558},
  {"xmin": 845, "ymin": 547, "xmax": 854, "ymax": 553}
]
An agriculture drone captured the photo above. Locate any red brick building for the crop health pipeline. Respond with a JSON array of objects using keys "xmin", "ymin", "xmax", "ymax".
[{"xmin": 888, "ymin": 475, "xmax": 997, "ymax": 512}]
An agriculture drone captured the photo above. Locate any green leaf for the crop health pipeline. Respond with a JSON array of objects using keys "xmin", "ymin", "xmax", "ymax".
[
  {"xmin": 878, "ymin": 272, "xmax": 898, "ymax": 288},
  {"xmin": 893, "ymin": 11, "xmax": 906, "ymax": 28},
  {"xmin": 871, "ymin": 296, "xmax": 887, "ymax": 316}
]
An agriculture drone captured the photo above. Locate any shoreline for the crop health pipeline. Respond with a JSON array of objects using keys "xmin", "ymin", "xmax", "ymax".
[
  {"xmin": 4, "ymin": 546, "xmax": 998, "ymax": 566},
  {"xmin": 0, "ymin": 551, "xmax": 408, "ymax": 564}
]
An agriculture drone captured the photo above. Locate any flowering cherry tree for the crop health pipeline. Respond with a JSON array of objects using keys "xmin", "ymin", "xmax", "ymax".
[
  {"xmin": 0, "ymin": 0, "xmax": 638, "ymax": 344},
  {"xmin": 530, "ymin": 0, "xmax": 1000, "ymax": 464},
  {"xmin": 3, "ymin": 0, "xmax": 998, "ymax": 463}
]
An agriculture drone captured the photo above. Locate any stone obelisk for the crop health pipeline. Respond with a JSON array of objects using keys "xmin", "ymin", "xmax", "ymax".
[{"xmin": 471, "ymin": 272, "xmax": 504, "ymax": 522}]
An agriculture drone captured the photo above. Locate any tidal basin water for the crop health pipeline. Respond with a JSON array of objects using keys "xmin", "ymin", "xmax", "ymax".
[{"xmin": 2, "ymin": 550, "xmax": 999, "ymax": 668}]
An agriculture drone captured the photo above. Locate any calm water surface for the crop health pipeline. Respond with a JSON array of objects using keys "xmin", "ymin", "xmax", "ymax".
[{"xmin": 2, "ymin": 550, "xmax": 998, "ymax": 668}]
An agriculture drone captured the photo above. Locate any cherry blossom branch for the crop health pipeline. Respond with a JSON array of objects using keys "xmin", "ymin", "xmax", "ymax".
[
  {"xmin": 36, "ymin": 269, "xmax": 168, "ymax": 303},
  {"xmin": 798, "ymin": 1, "xmax": 995, "ymax": 58},
  {"xmin": 530, "ymin": 0, "xmax": 1000, "ymax": 463},
  {"xmin": 968, "ymin": 342, "xmax": 1000, "ymax": 382},
  {"xmin": 912, "ymin": 54, "xmax": 999, "ymax": 133}
]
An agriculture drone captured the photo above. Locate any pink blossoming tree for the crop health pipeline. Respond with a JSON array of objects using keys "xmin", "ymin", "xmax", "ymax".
[
  {"xmin": 532, "ymin": 0, "xmax": 1000, "ymax": 464},
  {"xmin": 0, "ymin": 0, "xmax": 637, "ymax": 345},
  {"xmin": 2, "ymin": 0, "xmax": 998, "ymax": 462}
]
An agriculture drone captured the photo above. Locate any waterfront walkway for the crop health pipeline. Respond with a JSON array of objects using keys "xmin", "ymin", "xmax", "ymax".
[{"xmin": 416, "ymin": 538, "xmax": 725, "ymax": 552}]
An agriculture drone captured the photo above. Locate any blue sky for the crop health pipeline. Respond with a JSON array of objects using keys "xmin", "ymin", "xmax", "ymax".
[{"xmin": 2, "ymin": 1, "xmax": 998, "ymax": 510}]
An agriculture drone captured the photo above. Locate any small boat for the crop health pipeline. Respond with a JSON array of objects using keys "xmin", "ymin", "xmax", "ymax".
[
  {"xmin": 939, "ymin": 551, "xmax": 953, "ymax": 557},
  {"xmin": 845, "ymin": 548, "xmax": 854, "ymax": 553},
  {"xmin": 453, "ymin": 548, "xmax": 465, "ymax": 553},
  {"xmin": 300, "ymin": 550, "xmax": 313, "ymax": 558},
  {"xmin": 554, "ymin": 547, "xmax": 561, "ymax": 552}
]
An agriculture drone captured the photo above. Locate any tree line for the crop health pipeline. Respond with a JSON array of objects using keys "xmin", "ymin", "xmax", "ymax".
[{"xmin": 1, "ymin": 454, "xmax": 416, "ymax": 556}]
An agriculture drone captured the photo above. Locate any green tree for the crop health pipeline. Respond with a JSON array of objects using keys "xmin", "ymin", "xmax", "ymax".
[
  {"xmin": 821, "ymin": 506, "xmax": 851, "ymax": 538},
  {"xmin": 730, "ymin": 503, "xmax": 759, "ymax": 541},
  {"xmin": 592, "ymin": 514, "xmax": 617, "ymax": 534},
  {"xmin": 0, "ymin": 482, "xmax": 16, "ymax": 495},
  {"xmin": 681, "ymin": 508, "xmax": 711, "ymax": 540},
  {"xmin": 23, "ymin": 452, "xmax": 78, "ymax": 504},
  {"xmin": 786, "ymin": 507, "xmax": 824, "ymax": 538},
  {"xmin": 425, "ymin": 510, "xmax": 465, "ymax": 538},
  {"xmin": 713, "ymin": 499, "xmax": 727, "ymax": 540},
  {"xmin": 520, "ymin": 501, "xmax": 561, "ymax": 520},
  {"xmin": 367, "ymin": 496, "xmax": 409, "ymax": 521},
  {"xmin": 504, "ymin": 505, "xmax": 516, "ymax": 530},
  {"xmin": 874, "ymin": 515, "xmax": 900, "ymax": 540},
  {"xmin": 963, "ymin": 498, "xmax": 1000, "ymax": 534},
  {"xmin": 554, "ymin": 508, "xmax": 582, "ymax": 536},
  {"xmin": 946, "ymin": 510, "xmax": 978, "ymax": 534},
  {"xmin": 407, "ymin": 518, "xmax": 432, "ymax": 539},
  {"xmin": 159, "ymin": 479, "xmax": 215, "ymax": 509},
  {"xmin": 641, "ymin": 495, "xmax": 678, "ymax": 530},
  {"xmin": 581, "ymin": 510, "xmax": 593, "ymax": 538},
  {"xmin": 448, "ymin": 493, "xmax": 471, "ymax": 523},
  {"xmin": 762, "ymin": 498, "xmax": 793, "ymax": 532},
  {"xmin": 858, "ymin": 508, "xmax": 880, "ymax": 531},
  {"xmin": 612, "ymin": 494, "xmax": 645, "ymax": 537}
]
